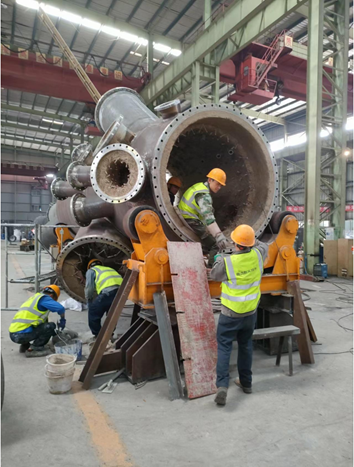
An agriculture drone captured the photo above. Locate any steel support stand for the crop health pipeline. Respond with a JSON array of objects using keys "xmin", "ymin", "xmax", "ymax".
[
  {"xmin": 304, "ymin": 0, "xmax": 323, "ymax": 274},
  {"xmin": 153, "ymin": 291, "xmax": 184, "ymax": 400},
  {"xmin": 34, "ymin": 224, "xmax": 39, "ymax": 293}
]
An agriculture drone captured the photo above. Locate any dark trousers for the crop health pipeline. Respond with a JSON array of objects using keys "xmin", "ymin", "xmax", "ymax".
[
  {"xmin": 216, "ymin": 312, "xmax": 257, "ymax": 389},
  {"xmin": 185, "ymin": 219, "xmax": 218, "ymax": 267},
  {"xmin": 9, "ymin": 322, "xmax": 56, "ymax": 348},
  {"xmin": 88, "ymin": 289, "xmax": 118, "ymax": 336}
]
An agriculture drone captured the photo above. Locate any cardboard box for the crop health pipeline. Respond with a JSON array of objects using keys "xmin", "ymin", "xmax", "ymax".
[
  {"xmin": 323, "ymin": 240, "xmax": 338, "ymax": 275},
  {"xmin": 337, "ymin": 238, "xmax": 353, "ymax": 278}
]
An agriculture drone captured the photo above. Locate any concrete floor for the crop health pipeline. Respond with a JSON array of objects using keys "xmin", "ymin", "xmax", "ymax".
[{"xmin": 1, "ymin": 242, "xmax": 353, "ymax": 467}]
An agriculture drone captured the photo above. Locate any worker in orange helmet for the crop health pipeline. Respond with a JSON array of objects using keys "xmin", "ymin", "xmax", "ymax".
[
  {"xmin": 167, "ymin": 176, "xmax": 182, "ymax": 205},
  {"xmin": 178, "ymin": 168, "xmax": 228, "ymax": 266},
  {"xmin": 9, "ymin": 284, "xmax": 66, "ymax": 358},
  {"xmin": 210, "ymin": 224, "xmax": 269, "ymax": 406}
]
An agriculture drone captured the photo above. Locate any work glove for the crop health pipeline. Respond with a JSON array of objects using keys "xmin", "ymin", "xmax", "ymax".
[
  {"xmin": 215, "ymin": 232, "xmax": 228, "ymax": 250},
  {"xmin": 58, "ymin": 318, "xmax": 66, "ymax": 331}
]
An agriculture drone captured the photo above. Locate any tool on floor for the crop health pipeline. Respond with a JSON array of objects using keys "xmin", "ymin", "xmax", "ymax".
[{"xmin": 98, "ymin": 368, "xmax": 126, "ymax": 394}]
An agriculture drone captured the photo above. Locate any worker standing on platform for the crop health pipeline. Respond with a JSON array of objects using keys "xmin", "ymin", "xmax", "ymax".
[
  {"xmin": 9, "ymin": 285, "xmax": 65, "ymax": 358},
  {"xmin": 178, "ymin": 169, "xmax": 228, "ymax": 266},
  {"xmin": 210, "ymin": 225, "xmax": 269, "ymax": 406},
  {"xmin": 85, "ymin": 259, "xmax": 123, "ymax": 337},
  {"xmin": 167, "ymin": 176, "xmax": 182, "ymax": 205}
]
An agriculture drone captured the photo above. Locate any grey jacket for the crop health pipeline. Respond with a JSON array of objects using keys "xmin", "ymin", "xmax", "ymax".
[{"xmin": 210, "ymin": 240, "xmax": 269, "ymax": 318}]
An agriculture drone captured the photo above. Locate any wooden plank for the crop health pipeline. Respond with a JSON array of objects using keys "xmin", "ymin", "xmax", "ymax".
[
  {"xmin": 252, "ymin": 325, "xmax": 300, "ymax": 340},
  {"xmin": 168, "ymin": 242, "xmax": 217, "ymax": 399},
  {"xmin": 154, "ymin": 291, "xmax": 184, "ymax": 400},
  {"xmin": 287, "ymin": 281, "xmax": 315, "ymax": 364},
  {"xmin": 79, "ymin": 269, "xmax": 139, "ymax": 389}
]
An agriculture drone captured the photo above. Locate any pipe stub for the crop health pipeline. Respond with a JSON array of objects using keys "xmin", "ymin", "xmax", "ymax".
[
  {"xmin": 70, "ymin": 193, "xmax": 90, "ymax": 227},
  {"xmin": 154, "ymin": 99, "xmax": 181, "ymax": 119},
  {"xmin": 66, "ymin": 161, "xmax": 86, "ymax": 190},
  {"xmin": 90, "ymin": 143, "xmax": 146, "ymax": 204},
  {"xmin": 71, "ymin": 143, "xmax": 93, "ymax": 164},
  {"xmin": 51, "ymin": 177, "xmax": 67, "ymax": 201}
]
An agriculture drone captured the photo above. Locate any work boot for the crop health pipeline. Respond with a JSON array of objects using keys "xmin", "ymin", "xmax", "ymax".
[
  {"xmin": 234, "ymin": 378, "xmax": 252, "ymax": 394},
  {"xmin": 19, "ymin": 343, "xmax": 31, "ymax": 353},
  {"xmin": 214, "ymin": 387, "xmax": 228, "ymax": 406},
  {"xmin": 25, "ymin": 346, "xmax": 52, "ymax": 358}
]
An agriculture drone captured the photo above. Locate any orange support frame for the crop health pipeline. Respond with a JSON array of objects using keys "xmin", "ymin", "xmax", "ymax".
[{"xmin": 124, "ymin": 211, "xmax": 300, "ymax": 308}]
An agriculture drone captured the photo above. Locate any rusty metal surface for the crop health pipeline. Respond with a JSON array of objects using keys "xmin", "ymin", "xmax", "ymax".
[
  {"xmin": 131, "ymin": 328, "xmax": 165, "ymax": 383},
  {"xmin": 125, "ymin": 323, "xmax": 156, "ymax": 375},
  {"xmin": 168, "ymin": 242, "xmax": 217, "ymax": 399}
]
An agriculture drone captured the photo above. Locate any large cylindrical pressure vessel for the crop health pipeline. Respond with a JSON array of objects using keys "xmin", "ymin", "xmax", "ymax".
[{"xmin": 56, "ymin": 218, "xmax": 132, "ymax": 302}]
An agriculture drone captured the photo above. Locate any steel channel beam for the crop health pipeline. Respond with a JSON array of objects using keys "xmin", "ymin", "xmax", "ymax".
[
  {"xmin": 304, "ymin": 0, "xmax": 323, "ymax": 274},
  {"xmin": 141, "ymin": 0, "xmax": 307, "ymax": 104}
]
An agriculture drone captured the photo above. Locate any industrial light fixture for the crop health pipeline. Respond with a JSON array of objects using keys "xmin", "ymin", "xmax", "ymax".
[
  {"xmin": 101, "ymin": 25, "xmax": 120, "ymax": 37},
  {"xmin": 16, "ymin": 0, "xmax": 38, "ymax": 9},
  {"xmin": 154, "ymin": 43, "xmax": 171, "ymax": 53},
  {"xmin": 344, "ymin": 149, "xmax": 351, "ymax": 156},
  {"xmin": 82, "ymin": 18, "xmax": 101, "ymax": 30},
  {"xmin": 60, "ymin": 10, "xmax": 82, "ymax": 24},
  {"xmin": 170, "ymin": 49, "xmax": 182, "ymax": 57},
  {"xmin": 46, "ymin": 173, "xmax": 55, "ymax": 178},
  {"xmin": 39, "ymin": 3, "xmax": 60, "ymax": 17},
  {"xmin": 120, "ymin": 31, "xmax": 138, "ymax": 43}
]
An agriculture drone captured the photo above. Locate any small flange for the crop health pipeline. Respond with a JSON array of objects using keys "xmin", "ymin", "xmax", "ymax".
[
  {"xmin": 66, "ymin": 161, "xmax": 86, "ymax": 191},
  {"xmin": 50, "ymin": 177, "xmax": 67, "ymax": 201}
]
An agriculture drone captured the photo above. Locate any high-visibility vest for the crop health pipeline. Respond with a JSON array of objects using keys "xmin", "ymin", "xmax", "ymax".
[
  {"xmin": 9, "ymin": 293, "xmax": 49, "ymax": 333},
  {"xmin": 178, "ymin": 182, "xmax": 209, "ymax": 222},
  {"xmin": 92, "ymin": 266, "xmax": 123, "ymax": 295},
  {"xmin": 221, "ymin": 249, "xmax": 263, "ymax": 314}
]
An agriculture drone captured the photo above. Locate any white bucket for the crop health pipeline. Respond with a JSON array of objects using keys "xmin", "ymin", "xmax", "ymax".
[
  {"xmin": 54, "ymin": 339, "xmax": 82, "ymax": 361},
  {"xmin": 45, "ymin": 366, "xmax": 75, "ymax": 394},
  {"xmin": 46, "ymin": 354, "xmax": 76, "ymax": 375}
]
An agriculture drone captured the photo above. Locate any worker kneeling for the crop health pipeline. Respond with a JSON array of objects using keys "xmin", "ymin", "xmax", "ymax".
[
  {"xmin": 210, "ymin": 225, "xmax": 268, "ymax": 406},
  {"xmin": 178, "ymin": 168, "xmax": 228, "ymax": 266},
  {"xmin": 85, "ymin": 259, "xmax": 123, "ymax": 337},
  {"xmin": 9, "ymin": 285, "xmax": 66, "ymax": 358}
]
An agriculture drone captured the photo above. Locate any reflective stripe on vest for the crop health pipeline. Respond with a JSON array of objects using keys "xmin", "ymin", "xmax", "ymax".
[
  {"xmin": 221, "ymin": 249, "xmax": 263, "ymax": 315},
  {"xmin": 92, "ymin": 266, "xmax": 123, "ymax": 295},
  {"xmin": 9, "ymin": 293, "xmax": 49, "ymax": 333},
  {"xmin": 178, "ymin": 182, "xmax": 209, "ymax": 222}
]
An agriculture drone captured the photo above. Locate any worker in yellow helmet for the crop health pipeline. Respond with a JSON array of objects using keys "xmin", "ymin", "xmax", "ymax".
[
  {"xmin": 85, "ymin": 259, "xmax": 123, "ymax": 337},
  {"xmin": 210, "ymin": 225, "xmax": 269, "ymax": 406},
  {"xmin": 9, "ymin": 284, "xmax": 66, "ymax": 358},
  {"xmin": 167, "ymin": 176, "xmax": 182, "ymax": 205},
  {"xmin": 178, "ymin": 168, "xmax": 228, "ymax": 266}
]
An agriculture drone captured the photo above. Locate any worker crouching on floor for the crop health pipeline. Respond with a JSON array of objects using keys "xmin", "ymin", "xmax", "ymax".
[
  {"xmin": 9, "ymin": 285, "xmax": 66, "ymax": 358},
  {"xmin": 85, "ymin": 259, "xmax": 123, "ymax": 338},
  {"xmin": 178, "ymin": 168, "xmax": 228, "ymax": 266},
  {"xmin": 167, "ymin": 176, "xmax": 182, "ymax": 205},
  {"xmin": 210, "ymin": 225, "xmax": 269, "ymax": 406}
]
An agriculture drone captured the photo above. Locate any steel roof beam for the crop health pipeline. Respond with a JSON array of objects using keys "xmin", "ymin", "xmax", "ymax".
[
  {"xmin": 43, "ymin": 0, "xmax": 181, "ymax": 49},
  {"xmin": 1, "ymin": 121, "xmax": 83, "ymax": 140},
  {"xmin": 1, "ymin": 134, "xmax": 69, "ymax": 149},
  {"xmin": 2, "ymin": 144, "xmax": 70, "ymax": 158},
  {"xmin": 141, "ymin": 0, "xmax": 308, "ymax": 105},
  {"xmin": 2, "ymin": 104, "xmax": 85, "ymax": 127}
]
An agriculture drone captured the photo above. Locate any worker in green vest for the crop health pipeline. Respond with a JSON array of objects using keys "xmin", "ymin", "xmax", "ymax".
[
  {"xmin": 210, "ymin": 224, "xmax": 269, "ymax": 406},
  {"xmin": 85, "ymin": 259, "xmax": 123, "ymax": 337},
  {"xmin": 178, "ymin": 168, "xmax": 228, "ymax": 266},
  {"xmin": 9, "ymin": 284, "xmax": 66, "ymax": 358}
]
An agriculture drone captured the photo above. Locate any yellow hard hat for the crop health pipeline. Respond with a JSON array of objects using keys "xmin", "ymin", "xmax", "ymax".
[
  {"xmin": 168, "ymin": 176, "xmax": 182, "ymax": 188},
  {"xmin": 87, "ymin": 258, "xmax": 102, "ymax": 270},
  {"xmin": 43, "ymin": 284, "xmax": 60, "ymax": 300},
  {"xmin": 206, "ymin": 168, "xmax": 226, "ymax": 186},
  {"xmin": 231, "ymin": 224, "xmax": 255, "ymax": 247}
]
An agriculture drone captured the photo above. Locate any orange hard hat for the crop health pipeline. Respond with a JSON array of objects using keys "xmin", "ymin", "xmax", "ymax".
[
  {"xmin": 87, "ymin": 258, "xmax": 102, "ymax": 270},
  {"xmin": 206, "ymin": 168, "xmax": 226, "ymax": 186},
  {"xmin": 168, "ymin": 176, "xmax": 182, "ymax": 188},
  {"xmin": 43, "ymin": 284, "xmax": 60, "ymax": 300},
  {"xmin": 231, "ymin": 224, "xmax": 255, "ymax": 247}
]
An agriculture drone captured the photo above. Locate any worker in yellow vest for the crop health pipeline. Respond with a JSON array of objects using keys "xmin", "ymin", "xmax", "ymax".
[
  {"xmin": 85, "ymin": 259, "xmax": 123, "ymax": 337},
  {"xmin": 167, "ymin": 176, "xmax": 182, "ymax": 205},
  {"xmin": 178, "ymin": 168, "xmax": 228, "ymax": 266},
  {"xmin": 9, "ymin": 284, "xmax": 65, "ymax": 358},
  {"xmin": 210, "ymin": 224, "xmax": 269, "ymax": 406}
]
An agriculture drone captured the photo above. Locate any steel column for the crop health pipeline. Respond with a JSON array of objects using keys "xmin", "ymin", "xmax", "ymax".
[
  {"xmin": 330, "ymin": 0, "xmax": 349, "ymax": 237},
  {"xmin": 304, "ymin": 0, "xmax": 323, "ymax": 274},
  {"xmin": 191, "ymin": 61, "xmax": 201, "ymax": 106},
  {"xmin": 204, "ymin": 0, "xmax": 212, "ymax": 29}
]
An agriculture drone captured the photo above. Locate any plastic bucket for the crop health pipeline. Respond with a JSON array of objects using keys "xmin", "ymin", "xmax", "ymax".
[
  {"xmin": 54, "ymin": 339, "xmax": 82, "ymax": 361},
  {"xmin": 45, "ymin": 366, "xmax": 75, "ymax": 394},
  {"xmin": 46, "ymin": 354, "xmax": 76, "ymax": 375}
]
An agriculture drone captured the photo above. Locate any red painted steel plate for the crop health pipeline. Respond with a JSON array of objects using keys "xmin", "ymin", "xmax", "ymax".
[{"xmin": 167, "ymin": 242, "xmax": 217, "ymax": 399}]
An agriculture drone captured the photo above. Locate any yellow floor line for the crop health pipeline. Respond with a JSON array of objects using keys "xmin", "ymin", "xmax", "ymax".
[{"xmin": 72, "ymin": 372, "xmax": 134, "ymax": 467}]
